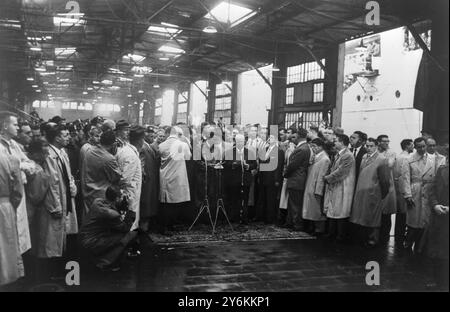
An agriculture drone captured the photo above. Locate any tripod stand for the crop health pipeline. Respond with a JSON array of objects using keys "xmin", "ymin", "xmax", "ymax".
[
  {"xmin": 213, "ymin": 162, "xmax": 233, "ymax": 233},
  {"xmin": 189, "ymin": 161, "xmax": 214, "ymax": 232}
]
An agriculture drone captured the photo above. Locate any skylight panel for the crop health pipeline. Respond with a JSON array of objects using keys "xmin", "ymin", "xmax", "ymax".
[
  {"xmin": 205, "ymin": 2, "xmax": 254, "ymax": 27},
  {"xmin": 55, "ymin": 47, "xmax": 77, "ymax": 57},
  {"xmin": 147, "ymin": 22, "xmax": 181, "ymax": 38},
  {"xmin": 158, "ymin": 45, "xmax": 185, "ymax": 54}
]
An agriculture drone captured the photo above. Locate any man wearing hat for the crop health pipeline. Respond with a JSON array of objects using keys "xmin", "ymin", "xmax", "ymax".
[
  {"xmin": 115, "ymin": 121, "xmax": 142, "ymax": 236},
  {"xmin": 49, "ymin": 115, "xmax": 66, "ymax": 125}
]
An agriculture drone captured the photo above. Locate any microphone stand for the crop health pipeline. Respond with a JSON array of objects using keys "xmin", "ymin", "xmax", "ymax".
[
  {"xmin": 240, "ymin": 151, "xmax": 245, "ymax": 224},
  {"xmin": 189, "ymin": 154, "xmax": 214, "ymax": 232},
  {"xmin": 213, "ymin": 155, "xmax": 233, "ymax": 233}
]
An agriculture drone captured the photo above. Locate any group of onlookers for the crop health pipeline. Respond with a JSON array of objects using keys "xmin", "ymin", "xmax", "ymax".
[{"xmin": 0, "ymin": 110, "xmax": 448, "ymax": 290}]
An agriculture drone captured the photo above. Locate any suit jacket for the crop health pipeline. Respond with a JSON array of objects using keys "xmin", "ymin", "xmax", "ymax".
[
  {"xmin": 260, "ymin": 145, "xmax": 285, "ymax": 186},
  {"xmin": 352, "ymin": 146, "xmax": 367, "ymax": 183},
  {"xmin": 224, "ymin": 147, "xmax": 257, "ymax": 187},
  {"xmin": 284, "ymin": 141, "xmax": 311, "ymax": 190}
]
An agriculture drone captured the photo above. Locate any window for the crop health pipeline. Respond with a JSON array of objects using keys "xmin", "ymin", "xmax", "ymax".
[
  {"xmin": 313, "ymin": 83, "xmax": 324, "ymax": 103},
  {"xmin": 214, "ymin": 110, "xmax": 231, "ymax": 126},
  {"xmin": 205, "ymin": 2, "xmax": 256, "ymax": 27},
  {"xmin": 215, "ymin": 96, "xmax": 231, "ymax": 111},
  {"xmin": 216, "ymin": 81, "xmax": 232, "ymax": 97},
  {"xmin": 286, "ymin": 87, "xmax": 294, "ymax": 105},
  {"xmin": 285, "ymin": 111, "xmax": 323, "ymax": 130},
  {"xmin": 155, "ymin": 98, "xmax": 162, "ymax": 116},
  {"xmin": 178, "ymin": 103, "xmax": 187, "ymax": 113},
  {"xmin": 287, "ymin": 59, "xmax": 325, "ymax": 84},
  {"xmin": 147, "ymin": 22, "xmax": 181, "ymax": 38}
]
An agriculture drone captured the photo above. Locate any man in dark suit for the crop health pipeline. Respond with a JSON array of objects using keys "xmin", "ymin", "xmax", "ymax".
[
  {"xmin": 224, "ymin": 134, "xmax": 257, "ymax": 225},
  {"xmin": 349, "ymin": 131, "xmax": 367, "ymax": 241},
  {"xmin": 283, "ymin": 128, "xmax": 311, "ymax": 231},
  {"xmin": 258, "ymin": 134, "xmax": 285, "ymax": 224},
  {"xmin": 350, "ymin": 131, "xmax": 367, "ymax": 184}
]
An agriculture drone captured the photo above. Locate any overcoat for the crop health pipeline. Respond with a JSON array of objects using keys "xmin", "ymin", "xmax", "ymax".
[
  {"xmin": 302, "ymin": 151, "xmax": 330, "ymax": 221},
  {"xmin": 350, "ymin": 152, "xmax": 390, "ymax": 227},
  {"xmin": 401, "ymin": 152, "xmax": 439, "ymax": 229},
  {"xmin": 159, "ymin": 136, "xmax": 191, "ymax": 203},
  {"xmin": 324, "ymin": 148, "xmax": 355, "ymax": 219}
]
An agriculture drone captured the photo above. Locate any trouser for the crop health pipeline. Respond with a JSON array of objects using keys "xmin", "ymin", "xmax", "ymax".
[
  {"xmin": 328, "ymin": 218, "xmax": 348, "ymax": 240},
  {"xmin": 313, "ymin": 221, "xmax": 326, "ymax": 233},
  {"xmin": 96, "ymin": 231, "xmax": 138, "ymax": 268},
  {"xmin": 394, "ymin": 212, "xmax": 407, "ymax": 242},
  {"xmin": 287, "ymin": 189, "xmax": 305, "ymax": 229},
  {"xmin": 159, "ymin": 202, "xmax": 187, "ymax": 231},
  {"xmin": 278, "ymin": 209, "xmax": 288, "ymax": 225},
  {"xmin": 379, "ymin": 214, "xmax": 392, "ymax": 243},
  {"xmin": 431, "ymin": 258, "xmax": 449, "ymax": 290},
  {"xmin": 405, "ymin": 226, "xmax": 425, "ymax": 253},
  {"xmin": 256, "ymin": 185, "xmax": 279, "ymax": 224},
  {"xmin": 227, "ymin": 185, "xmax": 250, "ymax": 223}
]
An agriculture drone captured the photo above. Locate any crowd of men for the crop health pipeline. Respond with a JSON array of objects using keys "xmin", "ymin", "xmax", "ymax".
[{"xmin": 0, "ymin": 110, "xmax": 448, "ymax": 290}]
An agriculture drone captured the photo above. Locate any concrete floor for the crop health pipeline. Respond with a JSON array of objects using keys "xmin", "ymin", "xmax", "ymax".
[{"xmin": 67, "ymin": 235, "xmax": 438, "ymax": 292}]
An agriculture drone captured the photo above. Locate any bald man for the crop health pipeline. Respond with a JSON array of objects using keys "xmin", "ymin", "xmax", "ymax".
[
  {"xmin": 224, "ymin": 134, "xmax": 257, "ymax": 225},
  {"xmin": 427, "ymin": 138, "xmax": 446, "ymax": 168}
]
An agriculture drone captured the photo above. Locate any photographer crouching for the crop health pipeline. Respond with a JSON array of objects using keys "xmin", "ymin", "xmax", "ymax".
[{"xmin": 79, "ymin": 185, "xmax": 138, "ymax": 272}]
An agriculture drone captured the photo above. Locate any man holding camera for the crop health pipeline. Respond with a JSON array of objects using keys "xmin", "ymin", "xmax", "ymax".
[{"xmin": 79, "ymin": 186, "xmax": 137, "ymax": 271}]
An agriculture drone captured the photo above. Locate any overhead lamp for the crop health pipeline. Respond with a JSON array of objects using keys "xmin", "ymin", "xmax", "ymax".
[
  {"xmin": 97, "ymin": 96, "xmax": 102, "ymax": 99},
  {"xmin": 134, "ymin": 74, "xmax": 144, "ymax": 78},
  {"xmin": 36, "ymin": 89, "xmax": 42, "ymax": 93},
  {"xmin": 32, "ymin": 84, "xmax": 38, "ymax": 88},
  {"xmin": 272, "ymin": 64, "xmax": 280, "ymax": 72},
  {"xmin": 138, "ymin": 90, "xmax": 144, "ymax": 94},
  {"xmin": 153, "ymin": 84, "xmax": 160, "ymax": 88},
  {"xmin": 202, "ymin": 25, "xmax": 218, "ymax": 34},
  {"xmin": 87, "ymin": 87, "xmax": 93, "ymax": 91},
  {"xmin": 83, "ymin": 91, "xmax": 88, "ymax": 95},
  {"xmin": 36, "ymin": 67, "xmax": 46, "ymax": 72},
  {"xmin": 93, "ymin": 80, "xmax": 100, "ymax": 84},
  {"xmin": 159, "ymin": 56, "xmax": 170, "ymax": 61},
  {"xmin": 30, "ymin": 47, "xmax": 42, "ymax": 52},
  {"xmin": 127, "ymin": 94, "xmax": 132, "ymax": 98},
  {"xmin": 27, "ymin": 77, "xmax": 34, "ymax": 81}
]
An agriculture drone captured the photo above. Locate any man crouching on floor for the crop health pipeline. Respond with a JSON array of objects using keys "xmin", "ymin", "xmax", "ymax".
[{"xmin": 79, "ymin": 185, "xmax": 138, "ymax": 272}]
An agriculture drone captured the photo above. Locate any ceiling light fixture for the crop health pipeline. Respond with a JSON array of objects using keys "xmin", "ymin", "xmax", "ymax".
[
  {"xmin": 27, "ymin": 77, "xmax": 34, "ymax": 81},
  {"xmin": 138, "ymin": 90, "xmax": 144, "ymax": 94}
]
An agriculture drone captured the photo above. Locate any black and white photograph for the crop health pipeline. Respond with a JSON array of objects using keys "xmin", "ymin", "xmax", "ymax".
[{"xmin": 0, "ymin": 0, "xmax": 448, "ymax": 297}]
